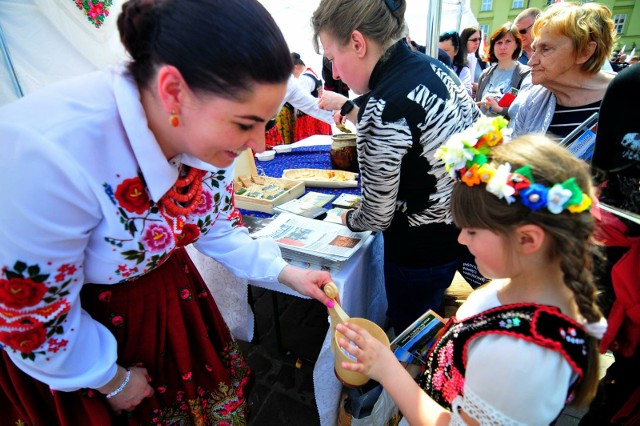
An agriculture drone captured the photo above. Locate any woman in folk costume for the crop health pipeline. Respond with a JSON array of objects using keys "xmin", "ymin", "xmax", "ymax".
[
  {"xmin": 291, "ymin": 52, "xmax": 333, "ymax": 142},
  {"xmin": 0, "ymin": 0, "xmax": 333, "ymax": 424}
]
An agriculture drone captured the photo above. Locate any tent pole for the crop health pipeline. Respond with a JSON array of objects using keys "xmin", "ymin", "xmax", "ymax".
[{"xmin": 424, "ymin": 0, "xmax": 443, "ymax": 59}]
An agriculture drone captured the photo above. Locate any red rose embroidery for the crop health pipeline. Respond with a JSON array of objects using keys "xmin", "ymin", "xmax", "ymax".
[
  {"xmin": 179, "ymin": 288, "xmax": 192, "ymax": 300},
  {"xmin": 98, "ymin": 291, "xmax": 112, "ymax": 303},
  {"xmin": 176, "ymin": 224, "xmax": 200, "ymax": 247},
  {"xmin": 111, "ymin": 315, "xmax": 125, "ymax": 327},
  {"xmin": 0, "ymin": 326, "xmax": 47, "ymax": 354},
  {"xmin": 0, "ymin": 277, "xmax": 48, "ymax": 309},
  {"xmin": 115, "ymin": 177, "xmax": 150, "ymax": 214}
]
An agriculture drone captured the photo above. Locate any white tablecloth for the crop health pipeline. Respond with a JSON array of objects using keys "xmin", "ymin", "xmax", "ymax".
[{"xmin": 186, "ymin": 231, "xmax": 386, "ymax": 426}]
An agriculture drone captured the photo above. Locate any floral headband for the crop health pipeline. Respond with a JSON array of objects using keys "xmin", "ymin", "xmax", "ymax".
[{"xmin": 435, "ymin": 116, "xmax": 592, "ymax": 214}]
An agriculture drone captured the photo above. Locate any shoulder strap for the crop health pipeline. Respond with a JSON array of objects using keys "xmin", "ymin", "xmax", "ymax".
[{"xmin": 302, "ymin": 68, "xmax": 322, "ymax": 97}]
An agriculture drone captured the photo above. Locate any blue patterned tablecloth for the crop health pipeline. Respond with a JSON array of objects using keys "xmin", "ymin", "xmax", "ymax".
[{"xmin": 240, "ymin": 145, "xmax": 361, "ymax": 217}]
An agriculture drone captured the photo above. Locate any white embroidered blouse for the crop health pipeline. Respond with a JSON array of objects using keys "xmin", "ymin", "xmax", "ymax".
[
  {"xmin": 0, "ymin": 67, "xmax": 286, "ymax": 391},
  {"xmin": 450, "ymin": 281, "xmax": 576, "ymax": 425}
]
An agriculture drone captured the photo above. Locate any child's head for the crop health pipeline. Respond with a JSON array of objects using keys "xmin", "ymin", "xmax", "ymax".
[{"xmin": 437, "ymin": 120, "xmax": 603, "ymax": 405}]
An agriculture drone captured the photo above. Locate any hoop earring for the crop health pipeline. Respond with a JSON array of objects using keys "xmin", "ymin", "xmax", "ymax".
[{"xmin": 170, "ymin": 111, "xmax": 180, "ymax": 127}]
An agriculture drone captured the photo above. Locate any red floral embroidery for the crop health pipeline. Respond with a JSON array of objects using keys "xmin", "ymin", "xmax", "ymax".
[
  {"xmin": 179, "ymin": 288, "xmax": 192, "ymax": 301},
  {"xmin": 98, "ymin": 290, "xmax": 112, "ymax": 302},
  {"xmin": 141, "ymin": 223, "xmax": 173, "ymax": 253},
  {"xmin": 74, "ymin": 0, "xmax": 113, "ymax": 28},
  {"xmin": 115, "ymin": 177, "xmax": 150, "ymax": 214},
  {"xmin": 176, "ymin": 224, "xmax": 200, "ymax": 247},
  {"xmin": 192, "ymin": 190, "xmax": 214, "ymax": 216},
  {"xmin": 47, "ymin": 337, "xmax": 69, "ymax": 353},
  {"xmin": 0, "ymin": 326, "xmax": 47, "ymax": 354},
  {"xmin": 0, "ymin": 277, "xmax": 48, "ymax": 309},
  {"xmin": 110, "ymin": 314, "xmax": 125, "ymax": 327}
]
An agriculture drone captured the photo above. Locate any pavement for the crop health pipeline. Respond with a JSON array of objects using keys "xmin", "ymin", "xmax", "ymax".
[{"xmin": 238, "ymin": 277, "xmax": 614, "ymax": 426}]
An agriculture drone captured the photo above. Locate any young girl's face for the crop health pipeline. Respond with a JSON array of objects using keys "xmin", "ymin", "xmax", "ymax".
[{"xmin": 458, "ymin": 228, "xmax": 511, "ymax": 279}]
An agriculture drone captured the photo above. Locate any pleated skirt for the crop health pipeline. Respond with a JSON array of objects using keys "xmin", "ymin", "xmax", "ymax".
[{"xmin": 0, "ymin": 248, "xmax": 252, "ymax": 425}]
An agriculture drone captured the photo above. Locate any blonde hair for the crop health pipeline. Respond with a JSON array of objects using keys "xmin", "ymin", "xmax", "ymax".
[
  {"xmin": 533, "ymin": 2, "xmax": 617, "ymax": 74},
  {"xmin": 311, "ymin": 0, "xmax": 406, "ymax": 55},
  {"xmin": 451, "ymin": 135, "xmax": 603, "ymax": 406}
]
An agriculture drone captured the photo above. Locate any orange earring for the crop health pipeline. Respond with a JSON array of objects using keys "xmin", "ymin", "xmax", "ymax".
[{"xmin": 170, "ymin": 111, "xmax": 180, "ymax": 127}]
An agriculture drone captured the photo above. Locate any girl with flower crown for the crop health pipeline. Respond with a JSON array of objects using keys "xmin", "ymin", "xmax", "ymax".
[{"xmin": 334, "ymin": 117, "xmax": 607, "ymax": 425}]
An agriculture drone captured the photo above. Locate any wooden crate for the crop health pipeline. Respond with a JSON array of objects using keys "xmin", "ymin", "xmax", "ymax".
[{"xmin": 233, "ymin": 150, "xmax": 305, "ymax": 214}]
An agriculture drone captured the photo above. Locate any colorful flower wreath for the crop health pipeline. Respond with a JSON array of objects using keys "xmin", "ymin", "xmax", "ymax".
[{"xmin": 435, "ymin": 116, "xmax": 592, "ymax": 214}]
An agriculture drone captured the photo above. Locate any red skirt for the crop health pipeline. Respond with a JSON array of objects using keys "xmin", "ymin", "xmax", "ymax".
[
  {"xmin": 0, "ymin": 248, "xmax": 252, "ymax": 425},
  {"xmin": 293, "ymin": 113, "xmax": 332, "ymax": 142}
]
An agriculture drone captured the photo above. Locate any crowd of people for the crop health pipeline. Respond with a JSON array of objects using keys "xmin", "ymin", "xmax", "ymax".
[{"xmin": 0, "ymin": 0, "xmax": 638, "ymax": 424}]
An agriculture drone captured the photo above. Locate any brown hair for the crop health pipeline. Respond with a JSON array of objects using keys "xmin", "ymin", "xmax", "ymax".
[
  {"xmin": 311, "ymin": 0, "xmax": 406, "ymax": 56},
  {"xmin": 451, "ymin": 135, "xmax": 603, "ymax": 407},
  {"xmin": 488, "ymin": 22, "xmax": 522, "ymax": 63}
]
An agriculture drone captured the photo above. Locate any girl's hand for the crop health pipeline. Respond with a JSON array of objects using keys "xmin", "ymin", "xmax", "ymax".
[
  {"xmin": 101, "ymin": 366, "xmax": 154, "ymax": 415},
  {"xmin": 335, "ymin": 322, "xmax": 396, "ymax": 384}
]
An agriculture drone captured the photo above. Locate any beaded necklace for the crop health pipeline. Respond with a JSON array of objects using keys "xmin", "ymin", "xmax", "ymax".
[{"xmin": 160, "ymin": 166, "xmax": 206, "ymax": 217}]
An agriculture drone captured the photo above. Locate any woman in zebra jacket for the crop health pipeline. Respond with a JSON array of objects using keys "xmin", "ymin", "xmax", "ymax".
[{"xmin": 312, "ymin": 0, "xmax": 482, "ymax": 333}]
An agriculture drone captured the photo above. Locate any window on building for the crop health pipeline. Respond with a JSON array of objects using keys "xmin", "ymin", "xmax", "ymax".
[
  {"xmin": 512, "ymin": 0, "xmax": 524, "ymax": 8},
  {"xmin": 613, "ymin": 14, "xmax": 626, "ymax": 34},
  {"xmin": 481, "ymin": 0, "xmax": 492, "ymax": 12},
  {"xmin": 480, "ymin": 24, "xmax": 490, "ymax": 41}
]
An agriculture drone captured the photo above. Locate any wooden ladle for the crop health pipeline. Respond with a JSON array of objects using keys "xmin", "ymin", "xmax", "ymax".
[{"xmin": 323, "ymin": 282, "xmax": 349, "ymax": 324}]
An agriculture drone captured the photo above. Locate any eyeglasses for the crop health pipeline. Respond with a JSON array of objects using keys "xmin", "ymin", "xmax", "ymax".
[
  {"xmin": 518, "ymin": 23, "xmax": 534, "ymax": 35},
  {"xmin": 468, "ymin": 38, "xmax": 480, "ymax": 42}
]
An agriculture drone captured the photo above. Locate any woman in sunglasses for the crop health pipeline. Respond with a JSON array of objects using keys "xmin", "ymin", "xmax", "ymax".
[
  {"xmin": 460, "ymin": 26, "xmax": 487, "ymax": 97},
  {"xmin": 509, "ymin": 2, "xmax": 616, "ymax": 141}
]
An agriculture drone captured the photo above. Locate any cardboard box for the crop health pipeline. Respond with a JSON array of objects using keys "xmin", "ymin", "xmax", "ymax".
[{"xmin": 233, "ymin": 150, "xmax": 305, "ymax": 214}]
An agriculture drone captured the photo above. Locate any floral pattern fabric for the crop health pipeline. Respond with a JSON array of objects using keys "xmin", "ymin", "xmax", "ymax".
[
  {"xmin": 0, "ymin": 66, "xmax": 286, "ymax": 393},
  {"xmin": 420, "ymin": 304, "xmax": 589, "ymax": 408}
]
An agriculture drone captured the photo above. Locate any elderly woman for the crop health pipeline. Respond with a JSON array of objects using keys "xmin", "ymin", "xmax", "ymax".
[
  {"xmin": 509, "ymin": 2, "xmax": 617, "ymax": 141},
  {"xmin": 476, "ymin": 22, "xmax": 530, "ymax": 118}
]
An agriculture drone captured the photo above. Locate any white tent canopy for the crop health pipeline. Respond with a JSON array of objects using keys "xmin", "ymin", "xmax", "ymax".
[{"xmin": 258, "ymin": 0, "xmax": 478, "ymax": 77}]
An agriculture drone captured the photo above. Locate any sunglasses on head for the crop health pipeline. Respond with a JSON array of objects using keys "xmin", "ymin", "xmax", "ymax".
[{"xmin": 519, "ymin": 23, "xmax": 533, "ymax": 35}]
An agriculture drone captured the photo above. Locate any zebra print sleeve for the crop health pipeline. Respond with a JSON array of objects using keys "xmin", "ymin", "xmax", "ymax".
[{"xmin": 346, "ymin": 98, "xmax": 412, "ymax": 232}]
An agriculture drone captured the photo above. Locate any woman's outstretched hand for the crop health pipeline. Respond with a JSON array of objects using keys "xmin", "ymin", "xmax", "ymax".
[{"xmin": 278, "ymin": 265, "xmax": 334, "ymax": 308}]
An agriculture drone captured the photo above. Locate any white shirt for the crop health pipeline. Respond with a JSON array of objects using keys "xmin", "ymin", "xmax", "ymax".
[
  {"xmin": 450, "ymin": 281, "xmax": 576, "ymax": 425},
  {"xmin": 283, "ymin": 75, "xmax": 334, "ymax": 124},
  {"xmin": 454, "ymin": 65, "xmax": 473, "ymax": 97},
  {"xmin": 0, "ymin": 66, "xmax": 287, "ymax": 391}
]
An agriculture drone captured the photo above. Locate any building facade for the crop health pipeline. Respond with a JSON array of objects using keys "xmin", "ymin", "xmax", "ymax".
[{"xmin": 468, "ymin": 0, "xmax": 639, "ymax": 56}]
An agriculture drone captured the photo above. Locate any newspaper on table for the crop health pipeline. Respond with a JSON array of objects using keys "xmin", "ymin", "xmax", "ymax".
[
  {"xmin": 273, "ymin": 191, "xmax": 335, "ymax": 218},
  {"xmin": 249, "ymin": 212, "xmax": 372, "ymax": 269}
]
